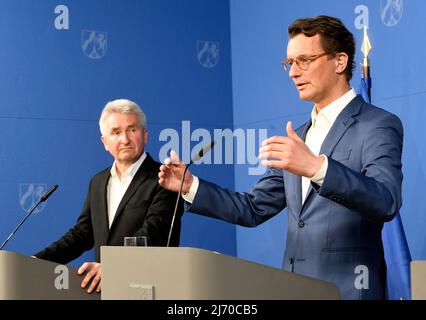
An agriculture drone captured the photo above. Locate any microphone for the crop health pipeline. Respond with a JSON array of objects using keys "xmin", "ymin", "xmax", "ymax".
[
  {"xmin": 0, "ymin": 184, "xmax": 58, "ymax": 250},
  {"xmin": 189, "ymin": 140, "xmax": 217, "ymax": 164},
  {"xmin": 40, "ymin": 184, "xmax": 58, "ymax": 202},
  {"xmin": 166, "ymin": 141, "xmax": 217, "ymax": 247}
]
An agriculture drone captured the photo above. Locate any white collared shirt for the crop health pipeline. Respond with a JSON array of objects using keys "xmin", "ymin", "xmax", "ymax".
[
  {"xmin": 302, "ymin": 88, "xmax": 357, "ymax": 203},
  {"xmin": 107, "ymin": 152, "xmax": 147, "ymax": 228}
]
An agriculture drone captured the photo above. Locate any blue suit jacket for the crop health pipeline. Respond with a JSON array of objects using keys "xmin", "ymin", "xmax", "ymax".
[{"xmin": 187, "ymin": 95, "xmax": 403, "ymax": 299}]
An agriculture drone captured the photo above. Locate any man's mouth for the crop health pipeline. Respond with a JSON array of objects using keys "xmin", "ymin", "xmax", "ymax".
[{"xmin": 296, "ymin": 82, "xmax": 309, "ymax": 90}]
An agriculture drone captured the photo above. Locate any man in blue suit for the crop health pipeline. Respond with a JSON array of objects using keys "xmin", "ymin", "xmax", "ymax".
[{"xmin": 159, "ymin": 16, "xmax": 403, "ymax": 299}]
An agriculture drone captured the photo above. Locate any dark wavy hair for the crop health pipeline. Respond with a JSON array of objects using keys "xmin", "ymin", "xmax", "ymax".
[{"xmin": 288, "ymin": 15, "xmax": 355, "ymax": 81}]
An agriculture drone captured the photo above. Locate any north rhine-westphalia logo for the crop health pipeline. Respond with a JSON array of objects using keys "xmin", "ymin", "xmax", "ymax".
[
  {"xmin": 381, "ymin": 0, "xmax": 403, "ymax": 27},
  {"xmin": 81, "ymin": 30, "xmax": 108, "ymax": 59},
  {"xmin": 197, "ymin": 40, "xmax": 220, "ymax": 68},
  {"xmin": 19, "ymin": 183, "xmax": 47, "ymax": 213}
]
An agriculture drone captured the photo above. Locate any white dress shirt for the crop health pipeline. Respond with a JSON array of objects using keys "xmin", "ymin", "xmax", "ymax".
[
  {"xmin": 302, "ymin": 88, "xmax": 357, "ymax": 203},
  {"xmin": 183, "ymin": 88, "xmax": 357, "ymax": 204},
  {"xmin": 107, "ymin": 152, "xmax": 146, "ymax": 228}
]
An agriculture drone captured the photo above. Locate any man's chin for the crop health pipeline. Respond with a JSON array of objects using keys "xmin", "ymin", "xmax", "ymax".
[
  {"xmin": 298, "ymin": 91, "xmax": 311, "ymax": 101},
  {"xmin": 117, "ymin": 154, "xmax": 136, "ymax": 162},
  {"xmin": 118, "ymin": 151, "xmax": 142, "ymax": 162}
]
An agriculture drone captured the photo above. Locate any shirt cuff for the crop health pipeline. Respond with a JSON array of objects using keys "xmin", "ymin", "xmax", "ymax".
[
  {"xmin": 310, "ymin": 155, "xmax": 328, "ymax": 186},
  {"xmin": 182, "ymin": 175, "xmax": 199, "ymax": 204}
]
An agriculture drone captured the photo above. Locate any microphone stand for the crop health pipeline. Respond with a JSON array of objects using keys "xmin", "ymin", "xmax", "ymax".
[
  {"xmin": 166, "ymin": 141, "xmax": 216, "ymax": 247},
  {"xmin": 166, "ymin": 162, "xmax": 192, "ymax": 247},
  {"xmin": 0, "ymin": 185, "xmax": 58, "ymax": 250}
]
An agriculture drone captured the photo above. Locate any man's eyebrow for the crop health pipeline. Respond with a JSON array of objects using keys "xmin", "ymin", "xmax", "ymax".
[
  {"xmin": 292, "ymin": 54, "xmax": 310, "ymax": 58},
  {"xmin": 109, "ymin": 126, "xmax": 120, "ymax": 132}
]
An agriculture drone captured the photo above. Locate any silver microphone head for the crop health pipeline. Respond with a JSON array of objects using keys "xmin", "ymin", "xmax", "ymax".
[{"xmin": 192, "ymin": 140, "xmax": 217, "ymax": 163}]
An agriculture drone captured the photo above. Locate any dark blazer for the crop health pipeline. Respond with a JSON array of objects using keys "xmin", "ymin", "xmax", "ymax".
[
  {"xmin": 187, "ymin": 96, "xmax": 403, "ymax": 299},
  {"xmin": 35, "ymin": 153, "xmax": 183, "ymax": 263}
]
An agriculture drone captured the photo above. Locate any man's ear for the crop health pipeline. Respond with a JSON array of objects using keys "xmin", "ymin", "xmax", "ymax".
[
  {"xmin": 101, "ymin": 135, "xmax": 109, "ymax": 151},
  {"xmin": 335, "ymin": 52, "xmax": 349, "ymax": 75},
  {"xmin": 143, "ymin": 128, "xmax": 148, "ymax": 145}
]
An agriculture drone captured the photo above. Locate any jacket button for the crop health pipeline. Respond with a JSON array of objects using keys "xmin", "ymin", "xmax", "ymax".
[{"xmin": 298, "ymin": 220, "xmax": 305, "ymax": 228}]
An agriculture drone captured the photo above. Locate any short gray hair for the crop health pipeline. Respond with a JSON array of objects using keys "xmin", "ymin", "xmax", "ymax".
[{"xmin": 99, "ymin": 99, "xmax": 147, "ymax": 135}]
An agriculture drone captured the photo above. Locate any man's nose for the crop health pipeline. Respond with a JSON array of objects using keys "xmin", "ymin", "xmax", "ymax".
[
  {"xmin": 120, "ymin": 131, "xmax": 130, "ymax": 143},
  {"xmin": 289, "ymin": 63, "xmax": 302, "ymax": 78}
]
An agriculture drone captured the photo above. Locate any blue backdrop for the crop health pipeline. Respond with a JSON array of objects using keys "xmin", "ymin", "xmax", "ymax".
[
  {"xmin": 0, "ymin": 0, "xmax": 236, "ymax": 268},
  {"xmin": 0, "ymin": 0, "xmax": 424, "ymax": 297}
]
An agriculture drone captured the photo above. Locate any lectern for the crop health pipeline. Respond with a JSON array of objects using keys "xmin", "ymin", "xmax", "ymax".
[
  {"xmin": 101, "ymin": 247, "xmax": 340, "ymax": 300},
  {"xmin": 0, "ymin": 251, "xmax": 99, "ymax": 300},
  {"xmin": 411, "ymin": 260, "xmax": 426, "ymax": 300}
]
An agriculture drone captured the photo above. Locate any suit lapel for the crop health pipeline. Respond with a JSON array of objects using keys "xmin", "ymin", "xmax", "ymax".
[
  {"xmin": 99, "ymin": 170, "xmax": 111, "ymax": 235},
  {"xmin": 109, "ymin": 154, "xmax": 154, "ymax": 228},
  {"xmin": 291, "ymin": 121, "xmax": 312, "ymax": 215},
  {"xmin": 319, "ymin": 95, "xmax": 362, "ymax": 156},
  {"xmin": 300, "ymin": 95, "xmax": 363, "ymax": 214}
]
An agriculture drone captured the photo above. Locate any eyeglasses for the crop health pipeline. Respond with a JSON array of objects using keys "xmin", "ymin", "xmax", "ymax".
[{"xmin": 282, "ymin": 52, "xmax": 331, "ymax": 72}]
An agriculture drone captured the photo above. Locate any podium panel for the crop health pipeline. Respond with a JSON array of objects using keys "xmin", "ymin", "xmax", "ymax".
[
  {"xmin": 0, "ymin": 251, "xmax": 99, "ymax": 300},
  {"xmin": 101, "ymin": 246, "xmax": 340, "ymax": 300},
  {"xmin": 411, "ymin": 260, "xmax": 426, "ymax": 300}
]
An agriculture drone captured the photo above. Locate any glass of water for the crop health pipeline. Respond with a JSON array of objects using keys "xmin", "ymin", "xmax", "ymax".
[{"xmin": 123, "ymin": 236, "xmax": 148, "ymax": 247}]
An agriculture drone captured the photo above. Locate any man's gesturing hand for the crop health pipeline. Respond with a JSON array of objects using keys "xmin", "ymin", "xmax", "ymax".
[
  {"xmin": 259, "ymin": 121, "xmax": 324, "ymax": 178},
  {"xmin": 158, "ymin": 150, "xmax": 194, "ymax": 194}
]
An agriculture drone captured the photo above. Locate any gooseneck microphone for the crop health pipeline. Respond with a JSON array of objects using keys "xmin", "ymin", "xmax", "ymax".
[
  {"xmin": 0, "ymin": 184, "xmax": 58, "ymax": 250},
  {"xmin": 188, "ymin": 140, "xmax": 217, "ymax": 165},
  {"xmin": 166, "ymin": 141, "xmax": 217, "ymax": 247}
]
